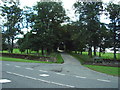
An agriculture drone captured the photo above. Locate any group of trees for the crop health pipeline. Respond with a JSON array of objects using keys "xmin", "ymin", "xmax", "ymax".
[{"xmin": 1, "ymin": 1, "xmax": 120, "ymax": 59}]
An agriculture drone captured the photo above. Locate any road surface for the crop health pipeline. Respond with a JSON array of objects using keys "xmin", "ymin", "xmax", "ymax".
[{"xmin": 1, "ymin": 53, "xmax": 119, "ymax": 89}]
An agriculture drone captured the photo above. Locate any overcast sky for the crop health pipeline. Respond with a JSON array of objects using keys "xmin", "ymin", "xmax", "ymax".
[{"xmin": 18, "ymin": 0, "xmax": 119, "ymax": 22}]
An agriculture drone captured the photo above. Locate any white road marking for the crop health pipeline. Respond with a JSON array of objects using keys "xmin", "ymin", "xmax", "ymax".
[
  {"xmin": 25, "ymin": 76, "xmax": 37, "ymax": 80},
  {"xmin": 65, "ymin": 84, "xmax": 75, "ymax": 88},
  {"xmin": 39, "ymin": 74, "xmax": 49, "ymax": 77},
  {"xmin": 56, "ymin": 73, "xmax": 65, "ymax": 76},
  {"xmin": 75, "ymin": 76, "xmax": 86, "ymax": 79},
  {"xmin": 6, "ymin": 71, "xmax": 75, "ymax": 88},
  {"xmin": 0, "ymin": 79, "xmax": 11, "ymax": 83},
  {"xmin": 39, "ymin": 70, "xmax": 48, "ymax": 72},
  {"xmin": 6, "ymin": 64, "xmax": 10, "ymax": 66},
  {"xmin": 51, "ymin": 82, "xmax": 65, "ymax": 86},
  {"xmin": 6, "ymin": 71, "xmax": 12, "ymax": 74},
  {"xmin": 15, "ymin": 65, "xmax": 20, "ymax": 68},
  {"xmin": 25, "ymin": 68, "xmax": 33, "ymax": 70},
  {"xmin": 38, "ymin": 79, "xmax": 51, "ymax": 83},
  {"xmin": 51, "ymin": 82, "xmax": 75, "ymax": 88},
  {"xmin": 97, "ymin": 79, "xmax": 111, "ymax": 82}
]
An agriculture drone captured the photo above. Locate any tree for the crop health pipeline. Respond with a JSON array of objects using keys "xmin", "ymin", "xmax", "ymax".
[
  {"xmin": 106, "ymin": 3, "xmax": 120, "ymax": 60},
  {"xmin": 30, "ymin": 2, "xmax": 68, "ymax": 55},
  {"xmin": 1, "ymin": 2, "xmax": 23, "ymax": 53},
  {"xmin": 74, "ymin": 2, "xmax": 103, "ymax": 57},
  {"xmin": 2, "ymin": 32, "xmax": 8, "ymax": 51}
]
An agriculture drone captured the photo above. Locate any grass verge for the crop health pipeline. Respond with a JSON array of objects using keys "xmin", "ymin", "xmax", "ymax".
[
  {"xmin": 69, "ymin": 53, "xmax": 120, "ymax": 77},
  {"xmin": 56, "ymin": 53, "xmax": 64, "ymax": 63},
  {"xmin": 69, "ymin": 53, "xmax": 93, "ymax": 64},
  {"xmin": 49, "ymin": 53, "xmax": 64, "ymax": 63},
  {"xmin": 0, "ymin": 53, "xmax": 64, "ymax": 64},
  {"xmin": 0, "ymin": 57, "xmax": 53, "ymax": 63},
  {"xmin": 84, "ymin": 65, "xmax": 120, "ymax": 77}
]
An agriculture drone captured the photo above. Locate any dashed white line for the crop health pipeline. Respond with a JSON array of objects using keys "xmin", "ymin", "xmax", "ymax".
[
  {"xmin": 38, "ymin": 79, "xmax": 51, "ymax": 83},
  {"xmin": 64, "ymin": 84, "xmax": 75, "ymax": 88},
  {"xmin": 56, "ymin": 73, "xmax": 66, "ymax": 76},
  {"xmin": 6, "ymin": 64, "xmax": 10, "ymax": 66},
  {"xmin": 39, "ymin": 70, "xmax": 48, "ymax": 72},
  {"xmin": 51, "ymin": 82, "xmax": 66, "ymax": 86},
  {"xmin": 6, "ymin": 71, "xmax": 12, "ymax": 74},
  {"xmin": 75, "ymin": 76, "xmax": 86, "ymax": 79},
  {"xmin": 6, "ymin": 71, "xmax": 75, "ymax": 88},
  {"xmin": 25, "ymin": 68, "xmax": 33, "ymax": 70},
  {"xmin": 15, "ymin": 65, "xmax": 21, "ymax": 68},
  {"xmin": 97, "ymin": 79, "xmax": 111, "ymax": 82},
  {"xmin": 25, "ymin": 76, "xmax": 37, "ymax": 80},
  {"xmin": 51, "ymin": 82, "xmax": 75, "ymax": 88}
]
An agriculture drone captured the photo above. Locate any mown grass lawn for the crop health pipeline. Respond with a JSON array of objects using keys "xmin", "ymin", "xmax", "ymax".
[
  {"xmin": 70, "ymin": 53, "xmax": 120, "ymax": 76},
  {"xmin": 84, "ymin": 65, "xmax": 120, "ymax": 77},
  {"xmin": 82, "ymin": 52, "xmax": 120, "ymax": 60}
]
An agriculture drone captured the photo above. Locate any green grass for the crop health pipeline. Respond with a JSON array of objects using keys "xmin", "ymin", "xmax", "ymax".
[
  {"xmin": 0, "ymin": 48, "xmax": 47, "ymax": 55},
  {"xmin": 0, "ymin": 49, "xmax": 64, "ymax": 63},
  {"xmin": 1, "ymin": 49, "xmax": 120, "ymax": 60},
  {"xmin": 72, "ymin": 51, "xmax": 120, "ymax": 60},
  {"xmin": 0, "ymin": 57, "xmax": 53, "ymax": 63},
  {"xmin": 81, "ymin": 52, "xmax": 120, "ymax": 60},
  {"xmin": 49, "ymin": 53, "xmax": 64, "ymax": 63},
  {"xmin": 84, "ymin": 65, "xmax": 120, "ymax": 76},
  {"xmin": 56, "ymin": 53, "xmax": 64, "ymax": 63},
  {"xmin": 70, "ymin": 53, "xmax": 120, "ymax": 76},
  {"xmin": 69, "ymin": 53, "xmax": 93, "ymax": 64}
]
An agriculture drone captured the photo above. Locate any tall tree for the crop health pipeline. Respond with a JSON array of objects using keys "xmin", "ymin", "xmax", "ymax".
[
  {"xmin": 1, "ymin": 2, "xmax": 23, "ymax": 53},
  {"xmin": 30, "ymin": 2, "xmax": 68, "ymax": 55},
  {"xmin": 74, "ymin": 2, "xmax": 103, "ymax": 57},
  {"xmin": 106, "ymin": 3, "xmax": 120, "ymax": 60}
]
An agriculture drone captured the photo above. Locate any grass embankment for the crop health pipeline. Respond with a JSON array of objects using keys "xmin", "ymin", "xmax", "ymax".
[
  {"xmin": 70, "ymin": 53, "xmax": 120, "ymax": 76},
  {"xmin": 0, "ymin": 57, "xmax": 52, "ymax": 63},
  {"xmin": 1, "ymin": 53, "xmax": 64, "ymax": 64},
  {"xmin": 1, "ymin": 49, "xmax": 64, "ymax": 63},
  {"xmin": 84, "ymin": 65, "xmax": 120, "ymax": 76},
  {"xmin": 69, "ymin": 53, "xmax": 93, "ymax": 65},
  {"xmin": 48, "ymin": 52, "xmax": 64, "ymax": 63}
]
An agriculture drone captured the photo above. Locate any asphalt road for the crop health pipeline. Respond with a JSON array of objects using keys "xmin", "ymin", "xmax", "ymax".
[{"xmin": 0, "ymin": 53, "xmax": 119, "ymax": 89}]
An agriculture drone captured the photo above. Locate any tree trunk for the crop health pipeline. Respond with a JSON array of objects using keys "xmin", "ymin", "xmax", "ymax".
[
  {"xmin": 81, "ymin": 51, "xmax": 82, "ymax": 55},
  {"xmin": 113, "ymin": 27, "xmax": 116, "ymax": 60},
  {"xmin": 93, "ymin": 46, "xmax": 96, "ymax": 56},
  {"xmin": 47, "ymin": 48, "xmax": 50, "ymax": 55},
  {"xmin": 99, "ymin": 46, "xmax": 102, "ymax": 57},
  {"xmin": 11, "ymin": 37, "xmax": 14, "ymax": 53},
  {"xmin": 41, "ymin": 47, "xmax": 44, "ymax": 55},
  {"xmin": 88, "ymin": 46, "xmax": 92, "ymax": 57},
  {"xmin": 113, "ymin": 21, "xmax": 117, "ymax": 60},
  {"xmin": 75, "ymin": 50, "xmax": 77, "ymax": 54},
  {"xmin": 8, "ymin": 37, "xmax": 11, "ymax": 53},
  {"xmin": 113, "ymin": 46, "xmax": 116, "ymax": 60},
  {"xmin": 37, "ymin": 50, "xmax": 39, "ymax": 56},
  {"xmin": 26, "ymin": 49, "xmax": 29, "ymax": 54}
]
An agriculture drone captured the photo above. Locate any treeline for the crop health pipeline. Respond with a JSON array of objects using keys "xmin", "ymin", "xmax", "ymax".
[{"xmin": 1, "ymin": 1, "xmax": 120, "ymax": 59}]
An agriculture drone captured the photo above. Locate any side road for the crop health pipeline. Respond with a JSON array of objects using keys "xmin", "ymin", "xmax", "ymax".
[{"xmin": 61, "ymin": 53, "xmax": 119, "ymax": 81}]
